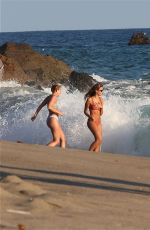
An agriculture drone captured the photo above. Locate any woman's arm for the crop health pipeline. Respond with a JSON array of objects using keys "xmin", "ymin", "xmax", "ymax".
[
  {"xmin": 48, "ymin": 95, "xmax": 63, "ymax": 116},
  {"xmin": 84, "ymin": 98, "xmax": 93, "ymax": 120},
  {"xmin": 100, "ymin": 98, "xmax": 104, "ymax": 116},
  {"xmin": 31, "ymin": 96, "xmax": 49, "ymax": 121}
]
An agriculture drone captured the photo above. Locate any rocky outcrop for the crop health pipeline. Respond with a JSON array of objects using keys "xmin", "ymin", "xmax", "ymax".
[
  {"xmin": 0, "ymin": 54, "xmax": 29, "ymax": 82},
  {"xmin": 0, "ymin": 42, "xmax": 72, "ymax": 86},
  {"xmin": 128, "ymin": 32, "xmax": 150, "ymax": 45},
  {"xmin": 69, "ymin": 71, "xmax": 97, "ymax": 92},
  {"xmin": 0, "ymin": 42, "xmax": 97, "ymax": 92}
]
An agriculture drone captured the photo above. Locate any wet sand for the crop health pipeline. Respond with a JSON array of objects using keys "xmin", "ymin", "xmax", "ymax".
[{"xmin": 0, "ymin": 140, "xmax": 150, "ymax": 230}]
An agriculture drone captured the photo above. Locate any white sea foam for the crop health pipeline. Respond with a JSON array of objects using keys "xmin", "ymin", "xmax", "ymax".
[
  {"xmin": 7, "ymin": 88, "xmax": 31, "ymax": 97},
  {"xmin": 42, "ymin": 87, "xmax": 52, "ymax": 94},
  {"xmin": 0, "ymin": 80, "xmax": 21, "ymax": 88},
  {"xmin": 0, "ymin": 83, "xmax": 150, "ymax": 156},
  {"xmin": 102, "ymin": 95, "xmax": 150, "ymax": 155},
  {"xmin": 143, "ymin": 85, "xmax": 150, "ymax": 90},
  {"xmin": 126, "ymin": 85, "xmax": 136, "ymax": 90},
  {"xmin": 90, "ymin": 73, "xmax": 108, "ymax": 82}
]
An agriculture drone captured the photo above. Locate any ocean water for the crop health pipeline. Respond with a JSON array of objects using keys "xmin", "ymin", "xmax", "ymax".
[{"xmin": 0, "ymin": 29, "xmax": 150, "ymax": 156}]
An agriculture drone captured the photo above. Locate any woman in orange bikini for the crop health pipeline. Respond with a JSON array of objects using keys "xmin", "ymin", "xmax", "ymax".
[
  {"xmin": 84, "ymin": 83, "xmax": 104, "ymax": 152},
  {"xmin": 31, "ymin": 84, "xmax": 66, "ymax": 148}
]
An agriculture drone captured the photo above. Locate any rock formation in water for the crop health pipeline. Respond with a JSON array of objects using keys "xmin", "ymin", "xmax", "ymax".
[
  {"xmin": 0, "ymin": 42, "xmax": 98, "ymax": 91},
  {"xmin": 0, "ymin": 42, "xmax": 72, "ymax": 86},
  {"xmin": 128, "ymin": 32, "xmax": 150, "ymax": 45},
  {"xmin": 69, "ymin": 71, "xmax": 97, "ymax": 92}
]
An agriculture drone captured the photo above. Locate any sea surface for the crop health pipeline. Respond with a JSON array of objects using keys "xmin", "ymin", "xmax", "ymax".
[{"xmin": 0, "ymin": 29, "xmax": 150, "ymax": 156}]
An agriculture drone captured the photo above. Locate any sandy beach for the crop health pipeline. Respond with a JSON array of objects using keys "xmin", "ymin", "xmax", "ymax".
[{"xmin": 0, "ymin": 140, "xmax": 150, "ymax": 230}]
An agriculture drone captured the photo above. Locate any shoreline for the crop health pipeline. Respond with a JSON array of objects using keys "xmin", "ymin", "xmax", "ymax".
[
  {"xmin": 0, "ymin": 140, "xmax": 150, "ymax": 230},
  {"xmin": 1, "ymin": 139, "xmax": 150, "ymax": 158}
]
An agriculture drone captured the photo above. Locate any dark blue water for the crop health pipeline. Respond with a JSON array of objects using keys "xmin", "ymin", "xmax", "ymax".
[{"xmin": 0, "ymin": 28, "xmax": 150, "ymax": 81}]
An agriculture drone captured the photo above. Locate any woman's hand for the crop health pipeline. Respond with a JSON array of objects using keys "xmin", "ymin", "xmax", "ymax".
[
  {"xmin": 31, "ymin": 113, "xmax": 37, "ymax": 121},
  {"xmin": 59, "ymin": 112, "xmax": 63, "ymax": 116},
  {"xmin": 89, "ymin": 116, "xmax": 94, "ymax": 121}
]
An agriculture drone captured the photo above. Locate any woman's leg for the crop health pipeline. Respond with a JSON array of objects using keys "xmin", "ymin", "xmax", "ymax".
[
  {"xmin": 94, "ymin": 123, "xmax": 102, "ymax": 152},
  {"xmin": 87, "ymin": 121, "xmax": 102, "ymax": 152},
  {"xmin": 48, "ymin": 128, "xmax": 60, "ymax": 147},
  {"xmin": 59, "ymin": 126, "xmax": 66, "ymax": 148},
  {"xmin": 47, "ymin": 118, "xmax": 61, "ymax": 147}
]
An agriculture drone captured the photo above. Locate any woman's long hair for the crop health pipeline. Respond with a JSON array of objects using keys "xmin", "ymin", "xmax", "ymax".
[{"xmin": 84, "ymin": 83, "xmax": 103, "ymax": 100}]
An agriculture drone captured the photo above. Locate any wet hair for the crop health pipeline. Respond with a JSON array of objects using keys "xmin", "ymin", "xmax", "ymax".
[
  {"xmin": 84, "ymin": 82, "xmax": 103, "ymax": 100},
  {"xmin": 51, "ymin": 84, "xmax": 61, "ymax": 93}
]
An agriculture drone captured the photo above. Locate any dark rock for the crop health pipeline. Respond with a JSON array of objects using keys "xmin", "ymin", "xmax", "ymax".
[
  {"xmin": 128, "ymin": 32, "xmax": 150, "ymax": 45},
  {"xmin": 69, "ymin": 71, "xmax": 97, "ymax": 92},
  {"xmin": 35, "ymin": 85, "xmax": 43, "ymax": 90},
  {"xmin": 25, "ymin": 80, "xmax": 36, "ymax": 86},
  {"xmin": 0, "ymin": 42, "xmax": 72, "ymax": 85},
  {"xmin": 24, "ymin": 81, "xmax": 43, "ymax": 90}
]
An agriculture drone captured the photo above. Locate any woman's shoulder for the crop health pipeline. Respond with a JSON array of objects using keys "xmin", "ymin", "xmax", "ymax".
[
  {"xmin": 48, "ymin": 94, "xmax": 57, "ymax": 103},
  {"xmin": 86, "ymin": 97, "xmax": 92, "ymax": 104}
]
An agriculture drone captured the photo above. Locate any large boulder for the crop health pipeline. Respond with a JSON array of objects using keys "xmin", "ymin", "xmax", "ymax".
[
  {"xmin": 0, "ymin": 42, "xmax": 98, "ymax": 92},
  {"xmin": 0, "ymin": 42, "xmax": 72, "ymax": 86},
  {"xmin": 0, "ymin": 54, "xmax": 29, "ymax": 82},
  {"xmin": 69, "ymin": 71, "xmax": 97, "ymax": 92},
  {"xmin": 128, "ymin": 32, "xmax": 150, "ymax": 45}
]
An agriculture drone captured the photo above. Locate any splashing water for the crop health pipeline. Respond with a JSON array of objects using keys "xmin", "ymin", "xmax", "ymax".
[{"xmin": 0, "ymin": 80, "xmax": 150, "ymax": 156}]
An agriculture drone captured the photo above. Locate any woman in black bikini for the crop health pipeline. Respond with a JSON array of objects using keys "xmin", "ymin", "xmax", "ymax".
[
  {"xmin": 31, "ymin": 84, "xmax": 66, "ymax": 148},
  {"xmin": 84, "ymin": 83, "xmax": 104, "ymax": 152}
]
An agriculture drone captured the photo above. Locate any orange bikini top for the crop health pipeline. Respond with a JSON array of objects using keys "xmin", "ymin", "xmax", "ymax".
[{"xmin": 89, "ymin": 98, "xmax": 102, "ymax": 111}]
